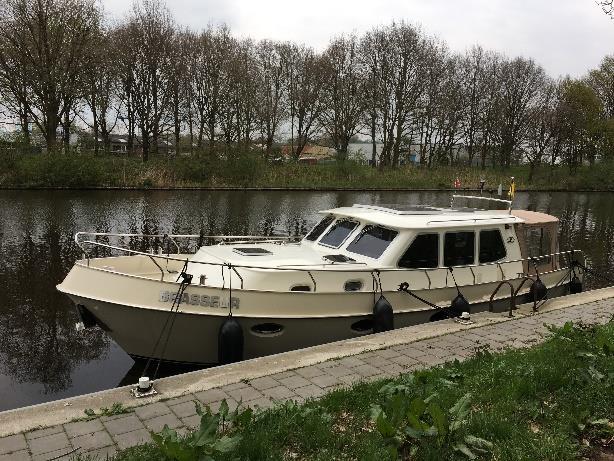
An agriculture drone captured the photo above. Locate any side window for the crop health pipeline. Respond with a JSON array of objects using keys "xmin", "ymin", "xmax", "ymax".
[
  {"xmin": 319, "ymin": 220, "xmax": 358, "ymax": 248},
  {"xmin": 398, "ymin": 233, "xmax": 439, "ymax": 268},
  {"xmin": 305, "ymin": 215, "xmax": 334, "ymax": 241},
  {"xmin": 346, "ymin": 225, "xmax": 398, "ymax": 259},
  {"xmin": 479, "ymin": 229, "xmax": 506, "ymax": 263},
  {"xmin": 525, "ymin": 227, "xmax": 552, "ymax": 263},
  {"xmin": 444, "ymin": 231, "xmax": 475, "ymax": 267}
]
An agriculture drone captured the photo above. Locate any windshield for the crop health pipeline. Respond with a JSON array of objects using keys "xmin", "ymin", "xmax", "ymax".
[
  {"xmin": 347, "ymin": 225, "xmax": 398, "ymax": 259},
  {"xmin": 305, "ymin": 215, "xmax": 334, "ymax": 241},
  {"xmin": 319, "ymin": 220, "xmax": 358, "ymax": 248}
]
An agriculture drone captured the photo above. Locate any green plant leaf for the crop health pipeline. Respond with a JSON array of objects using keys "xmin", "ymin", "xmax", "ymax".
[
  {"xmin": 409, "ymin": 397, "xmax": 427, "ymax": 417},
  {"xmin": 588, "ymin": 418, "xmax": 611, "ymax": 426},
  {"xmin": 465, "ymin": 434, "xmax": 493, "ymax": 451},
  {"xmin": 428, "ymin": 403, "xmax": 448, "ymax": 438},
  {"xmin": 404, "ymin": 425, "xmax": 423, "ymax": 439},
  {"xmin": 454, "ymin": 442, "xmax": 477, "ymax": 460},
  {"xmin": 587, "ymin": 366, "xmax": 605, "ymax": 381},
  {"xmin": 213, "ymin": 435, "xmax": 241, "ymax": 453},
  {"xmin": 375, "ymin": 412, "xmax": 396, "ymax": 438},
  {"xmin": 449, "ymin": 393, "xmax": 472, "ymax": 423},
  {"xmin": 218, "ymin": 399, "xmax": 229, "ymax": 418}
]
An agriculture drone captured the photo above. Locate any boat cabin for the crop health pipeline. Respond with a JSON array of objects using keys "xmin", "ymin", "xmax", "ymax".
[
  {"xmin": 184, "ymin": 200, "xmax": 560, "ymax": 292},
  {"xmin": 301, "ymin": 203, "xmax": 558, "ymax": 272}
]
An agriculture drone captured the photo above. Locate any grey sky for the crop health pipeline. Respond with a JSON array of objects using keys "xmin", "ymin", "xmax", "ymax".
[{"xmin": 105, "ymin": 0, "xmax": 614, "ymax": 77}]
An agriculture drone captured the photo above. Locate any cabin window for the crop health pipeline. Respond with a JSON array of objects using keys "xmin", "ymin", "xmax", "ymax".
[
  {"xmin": 305, "ymin": 215, "xmax": 335, "ymax": 241},
  {"xmin": 346, "ymin": 225, "xmax": 398, "ymax": 258},
  {"xmin": 444, "ymin": 231, "xmax": 475, "ymax": 266},
  {"xmin": 398, "ymin": 233, "xmax": 439, "ymax": 268},
  {"xmin": 479, "ymin": 229, "xmax": 506, "ymax": 263},
  {"xmin": 319, "ymin": 219, "xmax": 358, "ymax": 248}
]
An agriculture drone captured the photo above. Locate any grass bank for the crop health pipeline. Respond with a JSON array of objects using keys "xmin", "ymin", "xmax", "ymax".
[
  {"xmin": 79, "ymin": 320, "xmax": 613, "ymax": 461},
  {"xmin": 2, "ymin": 152, "xmax": 614, "ymax": 190}
]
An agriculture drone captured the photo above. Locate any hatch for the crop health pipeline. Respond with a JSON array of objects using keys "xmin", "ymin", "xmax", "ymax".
[{"xmin": 232, "ymin": 247, "xmax": 273, "ymax": 256}]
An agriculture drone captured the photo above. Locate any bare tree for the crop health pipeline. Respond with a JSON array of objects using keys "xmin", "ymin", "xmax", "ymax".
[
  {"xmin": 598, "ymin": 0, "xmax": 614, "ymax": 16},
  {"xmin": 0, "ymin": 0, "xmax": 101, "ymax": 150},
  {"xmin": 363, "ymin": 23, "xmax": 427, "ymax": 168},
  {"xmin": 168, "ymin": 30, "xmax": 191, "ymax": 155},
  {"xmin": 359, "ymin": 28, "xmax": 386, "ymax": 167},
  {"xmin": 0, "ymin": 57, "xmax": 30, "ymax": 143},
  {"xmin": 285, "ymin": 45, "xmax": 327, "ymax": 159},
  {"xmin": 254, "ymin": 40, "xmax": 288, "ymax": 154},
  {"xmin": 319, "ymin": 34, "xmax": 365, "ymax": 159},
  {"xmin": 80, "ymin": 28, "xmax": 121, "ymax": 154},
  {"xmin": 524, "ymin": 80, "xmax": 556, "ymax": 179},
  {"xmin": 219, "ymin": 38, "xmax": 259, "ymax": 150},
  {"xmin": 123, "ymin": 0, "xmax": 176, "ymax": 161},
  {"xmin": 497, "ymin": 57, "xmax": 547, "ymax": 168},
  {"xmin": 415, "ymin": 41, "xmax": 450, "ymax": 167},
  {"xmin": 459, "ymin": 46, "xmax": 487, "ymax": 166},
  {"xmin": 188, "ymin": 26, "xmax": 232, "ymax": 152}
]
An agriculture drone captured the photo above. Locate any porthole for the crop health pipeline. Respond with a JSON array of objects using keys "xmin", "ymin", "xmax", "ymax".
[
  {"xmin": 350, "ymin": 318, "xmax": 373, "ymax": 333},
  {"xmin": 251, "ymin": 323, "xmax": 284, "ymax": 337},
  {"xmin": 344, "ymin": 280, "xmax": 363, "ymax": 292},
  {"xmin": 290, "ymin": 285, "xmax": 311, "ymax": 292}
]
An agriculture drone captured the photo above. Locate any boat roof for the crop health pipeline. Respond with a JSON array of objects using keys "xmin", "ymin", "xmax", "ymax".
[{"xmin": 319, "ymin": 204, "xmax": 557, "ymax": 229}]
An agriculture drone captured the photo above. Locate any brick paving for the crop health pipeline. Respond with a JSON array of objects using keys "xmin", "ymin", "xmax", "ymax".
[{"xmin": 0, "ymin": 298, "xmax": 612, "ymax": 460}]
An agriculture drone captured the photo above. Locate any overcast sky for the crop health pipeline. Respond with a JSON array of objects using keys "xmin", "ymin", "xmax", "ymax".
[{"xmin": 105, "ymin": 0, "xmax": 614, "ymax": 77}]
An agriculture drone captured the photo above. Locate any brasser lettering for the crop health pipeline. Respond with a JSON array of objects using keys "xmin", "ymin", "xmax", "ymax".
[{"xmin": 158, "ymin": 290, "xmax": 240, "ymax": 309}]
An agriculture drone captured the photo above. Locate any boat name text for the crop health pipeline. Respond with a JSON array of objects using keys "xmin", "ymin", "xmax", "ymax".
[{"xmin": 159, "ymin": 291, "xmax": 240, "ymax": 309}]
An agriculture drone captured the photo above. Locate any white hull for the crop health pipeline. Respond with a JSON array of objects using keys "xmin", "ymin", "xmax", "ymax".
[{"xmin": 61, "ymin": 262, "xmax": 574, "ymax": 364}]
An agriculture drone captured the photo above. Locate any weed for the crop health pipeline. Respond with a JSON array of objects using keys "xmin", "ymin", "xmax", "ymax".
[{"xmin": 83, "ymin": 403, "xmax": 130, "ymax": 420}]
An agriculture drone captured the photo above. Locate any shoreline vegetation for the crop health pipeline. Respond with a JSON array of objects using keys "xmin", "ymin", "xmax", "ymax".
[
  {"xmin": 77, "ymin": 320, "xmax": 614, "ymax": 461},
  {"xmin": 2, "ymin": 2, "xmax": 614, "ymax": 188},
  {"xmin": 2, "ymin": 153, "xmax": 614, "ymax": 192}
]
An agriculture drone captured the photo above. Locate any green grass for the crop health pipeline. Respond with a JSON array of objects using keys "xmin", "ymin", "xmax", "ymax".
[
  {"xmin": 2, "ymin": 150, "xmax": 614, "ymax": 190},
  {"xmin": 73, "ymin": 319, "xmax": 614, "ymax": 461}
]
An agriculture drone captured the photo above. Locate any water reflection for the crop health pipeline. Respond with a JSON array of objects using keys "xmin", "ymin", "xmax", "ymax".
[{"xmin": 0, "ymin": 190, "xmax": 613, "ymax": 411}]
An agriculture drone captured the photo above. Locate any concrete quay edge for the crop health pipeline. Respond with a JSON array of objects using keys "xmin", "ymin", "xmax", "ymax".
[{"xmin": 1, "ymin": 286, "xmax": 613, "ymax": 437}]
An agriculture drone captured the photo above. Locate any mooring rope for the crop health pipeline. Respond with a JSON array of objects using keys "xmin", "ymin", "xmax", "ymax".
[
  {"xmin": 573, "ymin": 260, "xmax": 614, "ymax": 286},
  {"xmin": 397, "ymin": 281, "xmax": 448, "ymax": 311},
  {"xmin": 141, "ymin": 271, "xmax": 192, "ymax": 381}
]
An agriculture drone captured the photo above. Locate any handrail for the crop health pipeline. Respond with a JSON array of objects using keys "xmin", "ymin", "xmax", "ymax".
[
  {"xmin": 147, "ymin": 255, "xmax": 165, "ymax": 281},
  {"xmin": 74, "ymin": 236, "xmax": 584, "ymax": 276},
  {"xmin": 489, "ymin": 280, "xmax": 516, "ymax": 317},
  {"xmin": 451, "ymin": 195, "xmax": 513, "ymax": 212},
  {"xmin": 423, "ymin": 270, "xmax": 432, "ymax": 289},
  {"xmin": 426, "ymin": 216, "xmax": 514, "ymax": 225},
  {"xmin": 74, "ymin": 232, "xmax": 297, "ymax": 257},
  {"xmin": 514, "ymin": 276, "xmax": 538, "ymax": 312}
]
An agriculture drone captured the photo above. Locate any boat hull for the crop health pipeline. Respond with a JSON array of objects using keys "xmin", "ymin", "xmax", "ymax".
[{"xmin": 65, "ymin": 281, "xmax": 570, "ymax": 365}]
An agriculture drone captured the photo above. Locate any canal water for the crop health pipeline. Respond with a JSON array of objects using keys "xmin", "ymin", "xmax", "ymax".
[{"xmin": 0, "ymin": 190, "xmax": 613, "ymax": 411}]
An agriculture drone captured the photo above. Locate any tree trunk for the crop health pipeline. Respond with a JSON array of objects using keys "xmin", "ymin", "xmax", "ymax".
[
  {"xmin": 141, "ymin": 127, "xmax": 149, "ymax": 162},
  {"xmin": 370, "ymin": 115, "xmax": 377, "ymax": 168},
  {"xmin": 45, "ymin": 112, "xmax": 59, "ymax": 152}
]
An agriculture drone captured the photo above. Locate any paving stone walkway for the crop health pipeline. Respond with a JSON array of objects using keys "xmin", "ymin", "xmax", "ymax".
[{"xmin": 1, "ymin": 298, "xmax": 613, "ymax": 461}]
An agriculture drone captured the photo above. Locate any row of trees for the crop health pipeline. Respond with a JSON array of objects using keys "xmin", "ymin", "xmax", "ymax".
[{"xmin": 1, "ymin": 0, "xmax": 613, "ymax": 170}]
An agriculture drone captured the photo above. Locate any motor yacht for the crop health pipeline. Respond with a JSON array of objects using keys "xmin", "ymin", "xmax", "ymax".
[{"xmin": 57, "ymin": 195, "xmax": 585, "ymax": 365}]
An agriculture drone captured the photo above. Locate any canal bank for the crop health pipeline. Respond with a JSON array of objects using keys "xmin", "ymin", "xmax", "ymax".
[{"xmin": 0, "ymin": 287, "xmax": 613, "ymax": 460}]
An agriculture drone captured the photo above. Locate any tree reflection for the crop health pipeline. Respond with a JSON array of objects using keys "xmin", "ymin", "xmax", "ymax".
[{"xmin": 0, "ymin": 225, "xmax": 109, "ymax": 393}]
